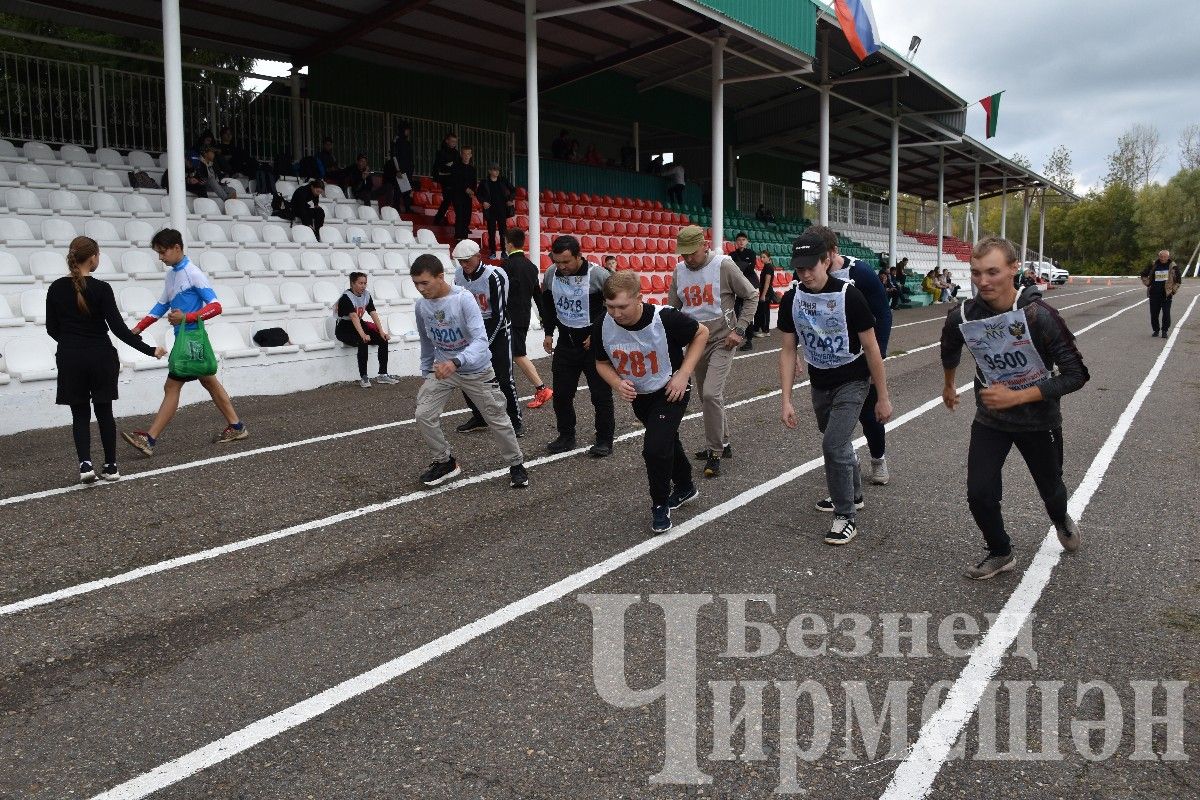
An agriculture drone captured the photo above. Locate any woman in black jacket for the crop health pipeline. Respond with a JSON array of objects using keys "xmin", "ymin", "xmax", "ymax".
[{"xmin": 46, "ymin": 237, "xmax": 164, "ymax": 482}]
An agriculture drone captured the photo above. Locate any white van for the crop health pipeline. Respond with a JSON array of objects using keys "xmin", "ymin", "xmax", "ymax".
[{"xmin": 1024, "ymin": 260, "xmax": 1069, "ymax": 285}]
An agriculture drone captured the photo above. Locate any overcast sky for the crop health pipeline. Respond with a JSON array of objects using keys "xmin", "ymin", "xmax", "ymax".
[{"xmin": 870, "ymin": 0, "xmax": 1200, "ymax": 191}]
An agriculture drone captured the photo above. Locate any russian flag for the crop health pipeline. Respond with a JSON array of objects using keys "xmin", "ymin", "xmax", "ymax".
[{"xmin": 834, "ymin": 0, "xmax": 881, "ymax": 61}]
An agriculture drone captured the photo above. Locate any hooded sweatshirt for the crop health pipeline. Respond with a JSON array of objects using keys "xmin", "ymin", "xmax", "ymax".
[{"xmin": 940, "ymin": 284, "xmax": 1090, "ymax": 432}]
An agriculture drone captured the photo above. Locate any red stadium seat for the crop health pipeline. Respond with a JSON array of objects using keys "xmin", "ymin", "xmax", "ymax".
[
  {"xmin": 639, "ymin": 275, "xmax": 652, "ymax": 292},
  {"xmin": 516, "ymin": 200, "xmax": 529, "ymax": 214},
  {"xmin": 647, "ymin": 223, "xmax": 660, "ymax": 237},
  {"xmin": 595, "ymin": 235, "xmax": 609, "ymax": 250},
  {"xmin": 620, "ymin": 208, "xmax": 632, "ymax": 221},
  {"xmin": 554, "ymin": 191, "xmax": 567, "ymax": 202},
  {"xmin": 581, "ymin": 235, "xmax": 596, "ymax": 250},
  {"xmin": 723, "ymin": 240, "xmax": 735, "ymax": 254},
  {"xmin": 651, "ymin": 275, "xmax": 666, "ymax": 293},
  {"xmin": 580, "ymin": 193, "xmax": 592, "ymax": 203},
  {"xmin": 567, "ymin": 192, "xmax": 579, "ymax": 203},
  {"xmin": 602, "ymin": 195, "xmax": 614, "ymax": 205},
  {"xmin": 636, "ymin": 223, "xmax": 649, "ymax": 236},
  {"xmin": 621, "ymin": 237, "xmax": 635, "ymax": 252},
  {"xmin": 612, "ymin": 221, "xmax": 626, "ymax": 235},
  {"xmin": 560, "ymin": 219, "xmax": 575, "ymax": 233},
  {"xmin": 541, "ymin": 254, "xmax": 551, "ymax": 270},
  {"xmin": 543, "ymin": 202, "xmax": 558, "ymax": 215},
  {"xmin": 516, "ymin": 187, "xmax": 528, "ymax": 200},
  {"xmin": 515, "ymin": 214, "xmax": 529, "ymax": 229},
  {"xmin": 602, "ymin": 221, "xmax": 615, "ymax": 235},
  {"xmin": 658, "ymin": 255, "xmax": 672, "ymax": 271},
  {"xmin": 629, "ymin": 255, "xmax": 642, "ymax": 270},
  {"xmin": 545, "ymin": 218, "xmax": 560, "ymax": 233},
  {"xmin": 617, "ymin": 255, "xmax": 630, "ymax": 270},
  {"xmin": 630, "ymin": 210, "xmax": 643, "ymax": 223},
  {"xmin": 596, "ymin": 207, "xmax": 609, "ymax": 220},
  {"xmin": 647, "ymin": 297, "xmax": 659, "ymax": 305},
  {"xmin": 634, "ymin": 237, "xmax": 647, "ymax": 252}
]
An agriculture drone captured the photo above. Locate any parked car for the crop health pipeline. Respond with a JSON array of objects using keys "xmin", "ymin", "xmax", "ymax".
[{"xmin": 1024, "ymin": 260, "xmax": 1069, "ymax": 285}]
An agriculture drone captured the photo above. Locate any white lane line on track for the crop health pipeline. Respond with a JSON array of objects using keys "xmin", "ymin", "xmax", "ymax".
[
  {"xmin": 85, "ymin": 293, "xmax": 1159, "ymax": 800},
  {"xmin": 877, "ymin": 292, "xmax": 1198, "ymax": 800},
  {"xmin": 0, "ymin": 295, "xmax": 1148, "ymax": 618},
  {"xmin": 0, "ymin": 288, "xmax": 1138, "ymax": 509}
]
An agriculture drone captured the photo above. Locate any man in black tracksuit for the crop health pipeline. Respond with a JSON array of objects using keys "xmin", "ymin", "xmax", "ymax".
[
  {"xmin": 502, "ymin": 229, "xmax": 552, "ymax": 408},
  {"xmin": 385, "ymin": 121, "xmax": 415, "ymax": 213},
  {"xmin": 541, "ymin": 234, "xmax": 615, "ymax": 456},
  {"xmin": 729, "ymin": 232, "xmax": 760, "ymax": 348},
  {"xmin": 1140, "ymin": 249, "xmax": 1182, "ymax": 337},
  {"xmin": 450, "ymin": 147, "xmax": 478, "ymax": 241},
  {"xmin": 432, "ymin": 133, "xmax": 460, "ymax": 225},
  {"xmin": 452, "ymin": 238, "xmax": 522, "ymax": 436}
]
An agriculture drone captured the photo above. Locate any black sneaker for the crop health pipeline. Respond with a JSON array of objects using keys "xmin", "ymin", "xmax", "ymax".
[
  {"xmin": 589, "ymin": 440, "xmax": 613, "ymax": 458},
  {"xmin": 651, "ymin": 504, "xmax": 672, "ymax": 533},
  {"xmin": 667, "ymin": 485, "xmax": 699, "ymax": 510},
  {"xmin": 455, "ymin": 417, "xmax": 488, "ymax": 434},
  {"xmin": 509, "ymin": 464, "xmax": 529, "ymax": 488},
  {"xmin": 815, "ymin": 495, "xmax": 864, "ymax": 512},
  {"xmin": 546, "ymin": 434, "xmax": 577, "ymax": 454},
  {"xmin": 100, "ymin": 463, "xmax": 121, "ymax": 482},
  {"xmin": 79, "ymin": 461, "xmax": 97, "ymax": 484},
  {"xmin": 738, "ymin": 339, "xmax": 753, "ymax": 351},
  {"xmin": 420, "ymin": 457, "xmax": 461, "ymax": 486},
  {"xmin": 824, "ymin": 515, "xmax": 858, "ymax": 545},
  {"xmin": 693, "ymin": 444, "xmax": 732, "ymax": 461},
  {"xmin": 703, "ymin": 454, "xmax": 721, "ymax": 478}
]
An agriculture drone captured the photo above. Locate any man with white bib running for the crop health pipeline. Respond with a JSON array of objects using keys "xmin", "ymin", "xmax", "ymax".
[
  {"xmin": 595, "ymin": 271, "xmax": 709, "ymax": 534},
  {"xmin": 666, "ymin": 225, "xmax": 758, "ymax": 480},
  {"xmin": 941, "ymin": 236, "xmax": 1089, "ymax": 580},
  {"xmin": 779, "ymin": 233, "xmax": 892, "ymax": 546}
]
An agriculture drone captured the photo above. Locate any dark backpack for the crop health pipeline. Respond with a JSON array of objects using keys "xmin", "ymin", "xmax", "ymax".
[
  {"xmin": 252, "ymin": 327, "xmax": 290, "ymax": 347},
  {"xmin": 130, "ymin": 170, "xmax": 159, "ymax": 189}
]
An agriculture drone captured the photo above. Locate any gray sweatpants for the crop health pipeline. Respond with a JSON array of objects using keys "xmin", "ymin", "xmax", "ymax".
[
  {"xmin": 811, "ymin": 378, "xmax": 870, "ymax": 517},
  {"xmin": 416, "ymin": 368, "xmax": 524, "ymax": 467},
  {"xmin": 693, "ymin": 332, "xmax": 734, "ymax": 451}
]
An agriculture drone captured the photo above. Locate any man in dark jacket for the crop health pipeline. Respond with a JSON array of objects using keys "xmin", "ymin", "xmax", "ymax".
[
  {"xmin": 477, "ymin": 162, "xmax": 515, "ymax": 257},
  {"xmin": 290, "ymin": 179, "xmax": 325, "ymax": 240},
  {"xmin": 450, "ymin": 146, "xmax": 478, "ymax": 241},
  {"xmin": 502, "ymin": 229, "xmax": 552, "ymax": 409},
  {"xmin": 729, "ymin": 232, "xmax": 759, "ymax": 349},
  {"xmin": 1140, "ymin": 249, "xmax": 1183, "ymax": 337},
  {"xmin": 385, "ymin": 121, "xmax": 415, "ymax": 213},
  {"xmin": 431, "ymin": 132, "xmax": 460, "ymax": 225}
]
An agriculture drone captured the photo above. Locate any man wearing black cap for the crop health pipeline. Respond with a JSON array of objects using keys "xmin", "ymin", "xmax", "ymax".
[
  {"xmin": 541, "ymin": 234, "xmax": 615, "ymax": 456},
  {"xmin": 729, "ymin": 232, "xmax": 760, "ymax": 350},
  {"xmin": 778, "ymin": 232, "xmax": 892, "ymax": 546}
]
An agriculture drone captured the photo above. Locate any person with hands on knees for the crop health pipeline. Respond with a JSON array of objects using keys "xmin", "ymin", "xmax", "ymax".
[
  {"xmin": 595, "ymin": 271, "xmax": 709, "ymax": 534},
  {"xmin": 410, "ymin": 254, "xmax": 529, "ymax": 489},
  {"xmin": 120, "ymin": 228, "xmax": 246, "ymax": 457},
  {"xmin": 47, "ymin": 236, "xmax": 166, "ymax": 482},
  {"xmin": 778, "ymin": 232, "xmax": 892, "ymax": 546},
  {"xmin": 333, "ymin": 271, "xmax": 397, "ymax": 388},
  {"xmin": 941, "ymin": 236, "xmax": 1089, "ymax": 580}
]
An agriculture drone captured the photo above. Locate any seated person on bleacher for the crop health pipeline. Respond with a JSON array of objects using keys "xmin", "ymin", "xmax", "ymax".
[
  {"xmin": 922, "ymin": 269, "xmax": 943, "ymax": 303},
  {"xmin": 334, "ymin": 271, "xmax": 398, "ymax": 388},
  {"xmin": 880, "ymin": 268, "xmax": 901, "ymax": 309},
  {"xmin": 755, "ymin": 204, "xmax": 776, "ymax": 226},
  {"xmin": 940, "ymin": 269, "xmax": 961, "ymax": 300},
  {"xmin": 603, "ymin": 255, "xmax": 618, "ymax": 271},
  {"xmin": 290, "ymin": 179, "xmax": 325, "ymax": 241},
  {"xmin": 347, "ymin": 154, "xmax": 392, "ymax": 208},
  {"xmin": 197, "ymin": 146, "xmax": 236, "ymax": 202}
]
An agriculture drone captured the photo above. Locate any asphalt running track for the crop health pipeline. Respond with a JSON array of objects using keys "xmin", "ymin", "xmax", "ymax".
[{"xmin": 1, "ymin": 280, "xmax": 1196, "ymax": 799}]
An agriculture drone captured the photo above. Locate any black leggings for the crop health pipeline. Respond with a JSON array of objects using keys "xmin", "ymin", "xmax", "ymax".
[
  {"xmin": 966, "ymin": 421, "xmax": 1069, "ymax": 556},
  {"xmin": 71, "ymin": 401, "xmax": 115, "ymax": 465},
  {"xmin": 336, "ymin": 322, "xmax": 388, "ymax": 376},
  {"xmin": 632, "ymin": 389, "xmax": 693, "ymax": 506}
]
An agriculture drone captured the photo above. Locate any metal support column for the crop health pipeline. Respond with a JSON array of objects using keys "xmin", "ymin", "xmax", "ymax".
[
  {"xmin": 1000, "ymin": 177, "xmax": 1008, "ymax": 239},
  {"xmin": 888, "ymin": 115, "xmax": 898, "ymax": 267},
  {"xmin": 936, "ymin": 146, "xmax": 944, "ymax": 272},
  {"xmin": 1037, "ymin": 188, "xmax": 1047, "ymax": 264},
  {"xmin": 1020, "ymin": 188, "xmax": 1031, "ymax": 263},
  {"xmin": 525, "ymin": 0, "xmax": 542, "ymax": 261},
  {"xmin": 818, "ymin": 31, "xmax": 830, "ymax": 226},
  {"xmin": 162, "ymin": 0, "xmax": 188, "ymax": 239},
  {"xmin": 973, "ymin": 163, "xmax": 981, "ymax": 244},
  {"xmin": 290, "ymin": 67, "xmax": 303, "ymax": 162},
  {"xmin": 633, "ymin": 121, "xmax": 639, "ymax": 172},
  {"xmin": 711, "ymin": 35, "xmax": 726, "ymax": 249},
  {"xmin": 90, "ymin": 64, "xmax": 104, "ymax": 149}
]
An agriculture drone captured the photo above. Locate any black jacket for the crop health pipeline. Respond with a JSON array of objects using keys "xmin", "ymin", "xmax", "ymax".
[
  {"xmin": 290, "ymin": 184, "xmax": 321, "ymax": 216},
  {"xmin": 389, "ymin": 134, "xmax": 414, "ymax": 177},
  {"xmin": 432, "ymin": 145, "xmax": 460, "ymax": 185},
  {"xmin": 46, "ymin": 276, "xmax": 156, "ymax": 356},
  {"xmin": 501, "ymin": 251, "xmax": 542, "ymax": 329},
  {"xmin": 451, "ymin": 161, "xmax": 477, "ymax": 196},
  {"xmin": 477, "ymin": 176, "xmax": 515, "ymax": 216}
]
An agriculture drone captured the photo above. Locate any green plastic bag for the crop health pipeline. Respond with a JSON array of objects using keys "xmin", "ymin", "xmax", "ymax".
[{"xmin": 168, "ymin": 318, "xmax": 218, "ymax": 377}]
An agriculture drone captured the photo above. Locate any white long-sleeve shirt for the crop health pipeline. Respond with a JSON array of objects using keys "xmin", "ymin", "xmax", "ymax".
[{"xmin": 416, "ymin": 285, "xmax": 492, "ymax": 375}]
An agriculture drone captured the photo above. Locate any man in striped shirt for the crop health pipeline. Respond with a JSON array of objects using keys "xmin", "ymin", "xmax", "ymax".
[{"xmin": 452, "ymin": 239, "xmax": 523, "ymax": 436}]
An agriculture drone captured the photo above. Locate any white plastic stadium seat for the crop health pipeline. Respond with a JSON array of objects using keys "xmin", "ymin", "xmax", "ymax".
[
  {"xmin": 279, "ymin": 281, "xmax": 323, "ymax": 311},
  {"xmin": 0, "ymin": 251, "xmax": 33, "ymax": 284},
  {"xmin": 113, "ymin": 335, "xmax": 167, "ymax": 371},
  {"xmin": 197, "ymin": 250, "xmax": 241, "ymax": 278},
  {"xmin": 0, "ymin": 218, "xmax": 40, "ymax": 243},
  {"xmin": 56, "ymin": 166, "xmax": 89, "ymax": 186},
  {"xmin": 286, "ymin": 318, "xmax": 336, "ymax": 351},
  {"xmin": 83, "ymin": 218, "xmax": 122, "ymax": 244},
  {"xmin": 3, "ymin": 336, "xmax": 57, "ymax": 380},
  {"xmin": 269, "ymin": 251, "xmax": 303, "ymax": 276},
  {"xmin": 397, "ymin": 275, "xmax": 419, "ymax": 300},
  {"xmin": 95, "ymin": 148, "xmax": 124, "ymax": 167},
  {"xmin": 416, "ymin": 228, "xmax": 439, "ymax": 245},
  {"xmin": 125, "ymin": 219, "xmax": 156, "ymax": 245},
  {"xmin": 319, "ymin": 226, "xmax": 347, "ymax": 246},
  {"xmin": 6, "ymin": 187, "xmax": 46, "ymax": 212},
  {"xmin": 0, "ymin": 163, "xmax": 14, "ymax": 187},
  {"xmin": 356, "ymin": 205, "xmax": 380, "ymax": 222},
  {"xmin": 231, "ymin": 222, "xmax": 263, "ymax": 246},
  {"xmin": 0, "ymin": 293, "xmax": 26, "ymax": 326},
  {"xmin": 323, "ymin": 183, "xmax": 347, "ymax": 202},
  {"xmin": 89, "ymin": 192, "xmax": 129, "ymax": 216},
  {"xmin": 290, "ymin": 225, "xmax": 318, "ymax": 245},
  {"xmin": 22, "ymin": 141, "xmax": 57, "ymax": 162},
  {"xmin": 19, "ymin": 287, "xmax": 49, "ymax": 323},
  {"xmin": 242, "ymin": 283, "xmax": 289, "ymax": 313},
  {"xmin": 330, "ymin": 251, "xmax": 356, "ymax": 274},
  {"xmin": 358, "ymin": 251, "xmax": 387, "ymax": 275},
  {"xmin": 41, "ymin": 218, "xmax": 78, "ymax": 246},
  {"xmin": 261, "ymin": 224, "xmax": 295, "ymax": 246},
  {"xmin": 394, "ymin": 228, "xmax": 416, "ymax": 246},
  {"xmin": 121, "ymin": 251, "xmax": 162, "ymax": 280},
  {"xmin": 193, "ymin": 197, "xmax": 222, "ymax": 217},
  {"xmin": 128, "ymin": 150, "xmax": 156, "ymax": 170},
  {"xmin": 0, "ymin": 139, "xmax": 20, "ymax": 160},
  {"xmin": 380, "ymin": 206, "xmax": 401, "ymax": 223},
  {"xmin": 301, "ymin": 251, "xmax": 338, "ymax": 276},
  {"xmin": 217, "ymin": 286, "xmax": 253, "ymax": 316},
  {"xmin": 91, "ymin": 169, "xmax": 128, "ymax": 191},
  {"xmin": 29, "ymin": 250, "xmax": 65, "ymax": 281},
  {"xmin": 93, "ymin": 251, "xmax": 125, "ymax": 281},
  {"xmin": 223, "ymin": 199, "xmax": 253, "ymax": 218},
  {"xmin": 346, "ymin": 226, "xmax": 370, "ymax": 245},
  {"xmin": 59, "ymin": 144, "xmax": 91, "ymax": 164},
  {"xmin": 204, "ymin": 322, "xmax": 260, "ymax": 358},
  {"xmin": 47, "ymin": 189, "xmax": 85, "ymax": 214},
  {"xmin": 334, "ymin": 204, "xmax": 357, "ymax": 222},
  {"xmin": 371, "ymin": 279, "xmax": 401, "ymax": 307},
  {"xmin": 234, "ymin": 250, "xmax": 273, "ymax": 277},
  {"xmin": 122, "ymin": 193, "xmax": 159, "ymax": 215},
  {"xmin": 311, "ymin": 280, "xmax": 341, "ymax": 306},
  {"xmin": 197, "ymin": 222, "xmax": 230, "ymax": 244},
  {"xmin": 370, "ymin": 227, "xmax": 393, "ymax": 245},
  {"xmin": 119, "ymin": 285, "xmax": 157, "ymax": 318},
  {"xmin": 386, "ymin": 310, "xmax": 418, "ymax": 340}
]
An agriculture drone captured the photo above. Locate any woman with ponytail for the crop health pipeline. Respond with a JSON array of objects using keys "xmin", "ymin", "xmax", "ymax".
[{"xmin": 45, "ymin": 236, "xmax": 165, "ymax": 483}]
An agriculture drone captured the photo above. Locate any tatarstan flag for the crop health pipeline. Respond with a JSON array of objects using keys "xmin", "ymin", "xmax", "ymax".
[{"xmin": 979, "ymin": 91, "xmax": 1003, "ymax": 139}]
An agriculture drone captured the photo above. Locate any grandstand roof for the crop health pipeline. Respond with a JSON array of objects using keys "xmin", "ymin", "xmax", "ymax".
[{"xmin": 3, "ymin": 0, "xmax": 1077, "ymax": 203}]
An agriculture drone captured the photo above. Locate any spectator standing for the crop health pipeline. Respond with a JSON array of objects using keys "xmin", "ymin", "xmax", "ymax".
[
  {"xmin": 477, "ymin": 162, "xmax": 515, "ymax": 257},
  {"xmin": 48, "ymin": 236, "xmax": 164, "ymax": 482},
  {"xmin": 449, "ymin": 146, "xmax": 477, "ymax": 241},
  {"xmin": 664, "ymin": 161, "xmax": 686, "ymax": 204},
  {"xmin": 754, "ymin": 250, "xmax": 776, "ymax": 336},
  {"xmin": 728, "ymin": 232, "xmax": 759, "ymax": 350},
  {"xmin": 551, "ymin": 129, "xmax": 572, "ymax": 160},
  {"xmin": 290, "ymin": 179, "xmax": 325, "ymax": 241},
  {"xmin": 502, "ymin": 229, "xmax": 553, "ymax": 409},
  {"xmin": 334, "ymin": 272, "xmax": 398, "ymax": 388},
  {"xmin": 385, "ymin": 121, "xmax": 415, "ymax": 213},
  {"xmin": 1140, "ymin": 249, "xmax": 1182, "ymax": 337},
  {"xmin": 432, "ymin": 132, "xmax": 461, "ymax": 225}
]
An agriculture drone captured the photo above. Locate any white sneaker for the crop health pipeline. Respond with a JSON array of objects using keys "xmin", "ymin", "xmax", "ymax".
[
  {"xmin": 358, "ymin": 377, "xmax": 372, "ymax": 388},
  {"xmin": 375, "ymin": 374, "xmax": 400, "ymax": 385},
  {"xmin": 870, "ymin": 456, "xmax": 890, "ymax": 485}
]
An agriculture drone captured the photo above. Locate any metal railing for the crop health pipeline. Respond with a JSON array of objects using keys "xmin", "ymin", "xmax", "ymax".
[
  {"xmin": 398, "ymin": 113, "xmax": 516, "ymax": 183},
  {"xmin": 736, "ymin": 177, "xmax": 807, "ymax": 221},
  {"xmin": 0, "ymin": 51, "xmax": 95, "ymax": 146}
]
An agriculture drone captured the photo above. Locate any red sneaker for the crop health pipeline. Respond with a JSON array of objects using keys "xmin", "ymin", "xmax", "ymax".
[{"xmin": 527, "ymin": 386, "xmax": 554, "ymax": 409}]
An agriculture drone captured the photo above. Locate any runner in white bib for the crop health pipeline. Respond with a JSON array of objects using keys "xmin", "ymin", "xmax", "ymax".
[
  {"xmin": 941, "ymin": 236, "xmax": 1090, "ymax": 581},
  {"xmin": 595, "ymin": 271, "xmax": 709, "ymax": 534}
]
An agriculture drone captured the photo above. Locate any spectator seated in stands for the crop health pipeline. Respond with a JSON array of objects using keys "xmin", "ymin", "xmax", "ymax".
[
  {"xmin": 755, "ymin": 204, "xmax": 776, "ymax": 226},
  {"xmin": 197, "ymin": 146, "xmax": 237, "ymax": 201},
  {"xmin": 603, "ymin": 255, "xmax": 618, "ymax": 272},
  {"xmin": 189, "ymin": 128, "xmax": 215, "ymax": 163},
  {"xmin": 334, "ymin": 271, "xmax": 398, "ymax": 388},
  {"xmin": 348, "ymin": 154, "xmax": 392, "ymax": 207},
  {"xmin": 890, "ymin": 265, "xmax": 912, "ymax": 304},
  {"xmin": 216, "ymin": 126, "xmax": 257, "ymax": 182},
  {"xmin": 477, "ymin": 162, "xmax": 515, "ymax": 258},
  {"xmin": 879, "ymin": 268, "xmax": 901, "ymax": 309},
  {"xmin": 317, "ymin": 136, "xmax": 340, "ymax": 182},
  {"xmin": 940, "ymin": 269, "xmax": 961, "ymax": 300},
  {"xmin": 161, "ymin": 163, "xmax": 209, "ymax": 197},
  {"xmin": 290, "ymin": 179, "xmax": 325, "ymax": 241},
  {"xmin": 922, "ymin": 269, "xmax": 943, "ymax": 303}
]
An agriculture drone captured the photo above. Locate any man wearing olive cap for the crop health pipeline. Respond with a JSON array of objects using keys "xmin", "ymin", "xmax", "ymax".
[{"xmin": 666, "ymin": 225, "xmax": 758, "ymax": 479}]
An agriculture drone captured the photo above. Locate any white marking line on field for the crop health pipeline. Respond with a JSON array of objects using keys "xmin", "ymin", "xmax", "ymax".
[
  {"xmin": 890, "ymin": 286, "xmax": 1133, "ymax": 329},
  {"xmin": 0, "ymin": 288, "xmax": 1136, "ymax": 510},
  {"xmin": 0, "ymin": 295, "xmax": 1148, "ymax": 618},
  {"xmin": 88, "ymin": 353, "xmax": 993, "ymax": 800},
  {"xmin": 85, "ymin": 289, "xmax": 1156, "ymax": 800},
  {"xmin": 878, "ymin": 293, "xmax": 1198, "ymax": 800}
]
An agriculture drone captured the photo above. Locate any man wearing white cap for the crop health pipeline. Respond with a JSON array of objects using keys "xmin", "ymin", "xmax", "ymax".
[
  {"xmin": 452, "ymin": 238, "xmax": 523, "ymax": 435},
  {"xmin": 666, "ymin": 224, "xmax": 758, "ymax": 479}
]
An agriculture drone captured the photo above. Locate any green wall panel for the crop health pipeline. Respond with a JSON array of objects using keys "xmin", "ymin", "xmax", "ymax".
[{"xmin": 692, "ymin": 0, "xmax": 817, "ymax": 57}]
